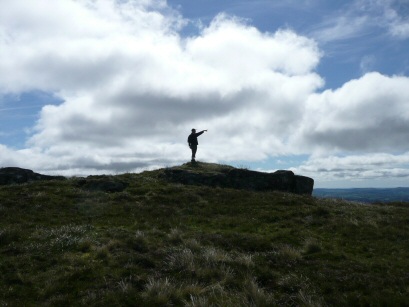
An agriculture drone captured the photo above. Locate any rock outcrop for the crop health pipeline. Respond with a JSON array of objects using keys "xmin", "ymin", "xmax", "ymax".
[
  {"xmin": 0, "ymin": 167, "xmax": 66, "ymax": 185},
  {"xmin": 162, "ymin": 163, "xmax": 314, "ymax": 195},
  {"xmin": 0, "ymin": 164, "xmax": 314, "ymax": 195}
]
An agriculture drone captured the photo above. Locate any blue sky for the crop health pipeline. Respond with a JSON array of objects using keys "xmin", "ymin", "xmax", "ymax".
[
  {"xmin": 168, "ymin": 0, "xmax": 409, "ymax": 88},
  {"xmin": 1, "ymin": 0, "xmax": 409, "ymax": 188}
]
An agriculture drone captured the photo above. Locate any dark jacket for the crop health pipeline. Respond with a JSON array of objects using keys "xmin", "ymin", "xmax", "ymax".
[{"xmin": 187, "ymin": 131, "xmax": 205, "ymax": 146}]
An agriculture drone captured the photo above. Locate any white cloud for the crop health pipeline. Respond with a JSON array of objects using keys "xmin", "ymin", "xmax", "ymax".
[
  {"xmin": 385, "ymin": 6, "xmax": 409, "ymax": 39},
  {"xmin": 292, "ymin": 152, "xmax": 409, "ymax": 187},
  {"xmin": 0, "ymin": 0, "xmax": 183, "ymax": 93},
  {"xmin": 359, "ymin": 54, "xmax": 376, "ymax": 73},
  {"xmin": 186, "ymin": 14, "xmax": 320, "ymax": 76},
  {"xmin": 309, "ymin": 0, "xmax": 409, "ymax": 44},
  {"xmin": 292, "ymin": 72, "xmax": 409, "ymax": 153},
  {"xmin": 288, "ymin": 70, "xmax": 409, "ymax": 187},
  {"xmin": 390, "ymin": 21, "xmax": 409, "ymax": 38},
  {"xmin": 310, "ymin": 15, "xmax": 371, "ymax": 43},
  {"xmin": 1, "ymin": 0, "xmax": 409, "ymax": 188},
  {"xmin": 0, "ymin": 0, "xmax": 322, "ymax": 174},
  {"xmin": 358, "ymin": 0, "xmax": 409, "ymax": 39}
]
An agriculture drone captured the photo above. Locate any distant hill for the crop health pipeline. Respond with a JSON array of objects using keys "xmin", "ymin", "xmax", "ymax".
[{"xmin": 313, "ymin": 187, "xmax": 409, "ymax": 203}]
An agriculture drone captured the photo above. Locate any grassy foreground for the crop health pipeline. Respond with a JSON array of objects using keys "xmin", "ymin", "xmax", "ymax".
[{"xmin": 1, "ymin": 163, "xmax": 409, "ymax": 306}]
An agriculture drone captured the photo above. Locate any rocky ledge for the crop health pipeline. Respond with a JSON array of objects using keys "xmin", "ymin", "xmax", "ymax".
[
  {"xmin": 0, "ymin": 167, "xmax": 66, "ymax": 185},
  {"xmin": 162, "ymin": 162, "xmax": 314, "ymax": 195}
]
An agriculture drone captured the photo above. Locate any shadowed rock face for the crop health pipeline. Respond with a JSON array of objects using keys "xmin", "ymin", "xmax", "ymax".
[
  {"xmin": 0, "ymin": 167, "xmax": 66, "ymax": 185},
  {"xmin": 162, "ymin": 164, "xmax": 314, "ymax": 195}
]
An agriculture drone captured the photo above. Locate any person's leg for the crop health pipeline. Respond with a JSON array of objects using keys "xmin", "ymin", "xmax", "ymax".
[{"xmin": 191, "ymin": 145, "xmax": 197, "ymax": 161}]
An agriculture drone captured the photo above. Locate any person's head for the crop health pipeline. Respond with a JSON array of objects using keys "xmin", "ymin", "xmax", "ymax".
[{"xmin": 191, "ymin": 128, "xmax": 196, "ymax": 133}]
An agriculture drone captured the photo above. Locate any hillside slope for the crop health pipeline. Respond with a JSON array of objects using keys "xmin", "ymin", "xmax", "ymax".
[{"xmin": 1, "ymin": 163, "xmax": 409, "ymax": 306}]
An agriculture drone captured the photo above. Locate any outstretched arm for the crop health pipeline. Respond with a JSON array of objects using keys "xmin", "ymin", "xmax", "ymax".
[{"xmin": 196, "ymin": 130, "xmax": 207, "ymax": 136}]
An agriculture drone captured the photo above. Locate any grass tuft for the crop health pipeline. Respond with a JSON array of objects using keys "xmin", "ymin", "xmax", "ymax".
[
  {"xmin": 303, "ymin": 238, "xmax": 322, "ymax": 255},
  {"xmin": 243, "ymin": 277, "xmax": 274, "ymax": 306}
]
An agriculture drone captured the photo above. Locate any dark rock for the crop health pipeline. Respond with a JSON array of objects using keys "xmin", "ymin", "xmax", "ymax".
[
  {"xmin": 0, "ymin": 167, "xmax": 66, "ymax": 185},
  {"xmin": 76, "ymin": 177, "xmax": 128, "ymax": 193},
  {"xmin": 162, "ymin": 163, "xmax": 314, "ymax": 195},
  {"xmin": 295, "ymin": 175, "xmax": 315, "ymax": 195}
]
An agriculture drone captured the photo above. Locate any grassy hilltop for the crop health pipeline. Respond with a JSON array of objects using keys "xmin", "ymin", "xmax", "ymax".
[{"xmin": 1, "ymin": 162, "xmax": 409, "ymax": 306}]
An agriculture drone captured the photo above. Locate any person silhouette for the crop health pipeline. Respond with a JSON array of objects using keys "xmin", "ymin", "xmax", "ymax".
[{"xmin": 187, "ymin": 128, "xmax": 207, "ymax": 162}]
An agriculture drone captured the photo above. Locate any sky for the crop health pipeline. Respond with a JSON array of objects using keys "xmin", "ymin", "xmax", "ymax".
[{"xmin": 1, "ymin": 0, "xmax": 409, "ymax": 188}]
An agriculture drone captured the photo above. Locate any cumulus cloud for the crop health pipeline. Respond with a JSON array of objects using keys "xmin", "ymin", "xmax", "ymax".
[
  {"xmin": 0, "ymin": 0, "xmax": 322, "ymax": 174},
  {"xmin": 292, "ymin": 72, "xmax": 409, "ymax": 153},
  {"xmin": 289, "ymin": 70, "xmax": 409, "ymax": 186},
  {"xmin": 1, "ymin": 0, "xmax": 409, "ymax": 187}
]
